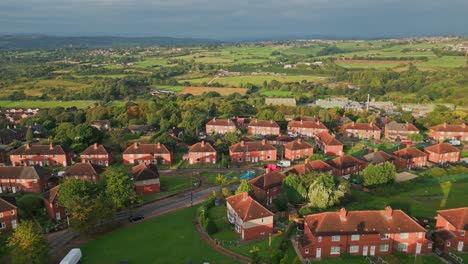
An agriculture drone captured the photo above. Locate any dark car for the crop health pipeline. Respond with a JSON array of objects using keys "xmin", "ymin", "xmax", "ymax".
[{"xmin": 128, "ymin": 214, "xmax": 145, "ymax": 222}]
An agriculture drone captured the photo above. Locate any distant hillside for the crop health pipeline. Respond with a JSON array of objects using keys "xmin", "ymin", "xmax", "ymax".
[{"xmin": 0, "ymin": 35, "xmax": 222, "ymax": 49}]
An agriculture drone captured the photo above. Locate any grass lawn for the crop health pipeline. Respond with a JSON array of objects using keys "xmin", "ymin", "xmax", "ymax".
[
  {"xmin": 142, "ymin": 190, "xmax": 181, "ymax": 202},
  {"xmin": 149, "ymin": 85, "xmax": 185, "ymax": 92},
  {"xmin": 259, "ymin": 90, "xmax": 295, "ymax": 97},
  {"xmin": 319, "ymin": 254, "xmax": 443, "ymax": 264},
  {"xmin": 160, "ymin": 175, "xmax": 192, "ymax": 192},
  {"xmin": 80, "ymin": 206, "xmax": 239, "ymax": 264},
  {"xmin": 345, "ymin": 143, "xmax": 369, "ymax": 157},
  {"xmin": 0, "ymin": 100, "xmax": 97, "ymax": 108},
  {"xmin": 199, "ymin": 171, "xmax": 241, "ymax": 185}
]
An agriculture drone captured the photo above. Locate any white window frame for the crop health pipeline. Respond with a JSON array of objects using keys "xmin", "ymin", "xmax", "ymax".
[
  {"xmin": 331, "ymin": 235, "xmax": 340, "ymax": 242},
  {"xmin": 349, "ymin": 245, "xmax": 359, "ymax": 253},
  {"xmin": 397, "ymin": 243, "xmax": 408, "ymax": 252},
  {"xmin": 351, "ymin": 234, "xmax": 360, "ymax": 241},
  {"xmin": 380, "ymin": 244, "xmax": 389, "ymax": 252},
  {"xmin": 330, "ymin": 246, "xmax": 340, "ymax": 255},
  {"xmin": 400, "ymin": 233, "xmax": 409, "ymax": 239}
]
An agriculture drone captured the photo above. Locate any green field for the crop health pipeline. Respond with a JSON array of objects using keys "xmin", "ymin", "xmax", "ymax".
[
  {"xmin": 149, "ymin": 85, "xmax": 185, "ymax": 92},
  {"xmin": 80, "ymin": 207, "xmax": 238, "ymax": 264},
  {"xmin": 0, "ymin": 100, "xmax": 97, "ymax": 108},
  {"xmin": 181, "ymin": 75, "xmax": 326, "ymax": 87}
]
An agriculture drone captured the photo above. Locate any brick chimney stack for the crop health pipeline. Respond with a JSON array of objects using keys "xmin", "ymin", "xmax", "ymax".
[
  {"xmin": 385, "ymin": 206, "xmax": 393, "ymax": 219},
  {"xmin": 339, "ymin": 208, "xmax": 347, "ymax": 221},
  {"xmin": 25, "ymin": 143, "xmax": 30, "ymax": 150},
  {"xmin": 201, "ymin": 141, "xmax": 205, "ymax": 147},
  {"xmin": 261, "ymin": 139, "xmax": 266, "ymax": 145},
  {"xmin": 134, "ymin": 142, "xmax": 139, "ymax": 149},
  {"xmin": 157, "ymin": 142, "xmax": 161, "ymax": 148},
  {"xmin": 49, "ymin": 143, "xmax": 53, "ymax": 150},
  {"xmin": 240, "ymin": 141, "xmax": 245, "ymax": 147},
  {"xmin": 443, "ymin": 123, "xmax": 447, "ymax": 128},
  {"xmin": 94, "ymin": 143, "xmax": 98, "ymax": 149}
]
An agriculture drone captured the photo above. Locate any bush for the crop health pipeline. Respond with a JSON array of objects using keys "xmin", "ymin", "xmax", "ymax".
[
  {"xmin": 424, "ymin": 167, "xmax": 447, "ymax": 177},
  {"xmin": 17, "ymin": 194, "xmax": 44, "ymax": 216},
  {"xmin": 447, "ymin": 166, "xmax": 468, "ymax": 175},
  {"xmin": 221, "ymin": 187, "xmax": 232, "ymax": 198},
  {"xmin": 205, "ymin": 220, "xmax": 218, "ymax": 235}
]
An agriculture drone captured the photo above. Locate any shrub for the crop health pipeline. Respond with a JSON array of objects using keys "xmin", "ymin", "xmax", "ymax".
[
  {"xmin": 221, "ymin": 187, "xmax": 232, "ymax": 198},
  {"xmin": 424, "ymin": 167, "xmax": 447, "ymax": 177},
  {"xmin": 274, "ymin": 193, "xmax": 289, "ymax": 212},
  {"xmin": 447, "ymin": 166, "xmax": 468, "ymax": 175},
  {"xmin": 205, "ymin": 220, "xmax": 218, "ymax": 234}
]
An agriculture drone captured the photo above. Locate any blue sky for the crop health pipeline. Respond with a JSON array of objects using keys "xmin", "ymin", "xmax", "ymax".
[{"xmin": 0, "ymin": 0, "xmax": 467, "ymax": 40}]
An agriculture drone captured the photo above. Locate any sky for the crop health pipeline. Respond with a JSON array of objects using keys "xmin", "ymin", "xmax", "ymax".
[{"xmin": 0, "ymin": 0, "xmax": 467, "ymax": 40}]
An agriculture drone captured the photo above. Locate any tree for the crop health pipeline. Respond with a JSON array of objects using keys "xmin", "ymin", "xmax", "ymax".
[
  {"xmin": 361, "ymin": 162, "xmax": 396, "ymax": 187},
  {"xmin": 25, "ymin": 127, "xmax": 33, "ymax": 142},
  {"xmin": 250, "ymin": 246, "xmax": 261, "ymax": 264},
  {"xmin": 8, "ymin": 221, "xmax": 48, "ymax": 264},
  {"xmin": 282, "ymin": 175, "xmax": 306, "ymax": 203},
  {"xmin": 307, "ymin": 173, "xmax": 349, "ymax": 209},
  {"xmin": 279, "ymin": 254, "xmax": 289, "ymax": 264},
  {"xmin": 235, "ymin": 180, "xmax": 254, "ymax": 195},
  {"xmin": 215, "ymin": 174, "xmax": 228, "ymax": 195},
  {"xmin": 17, "ymin": 194, "xmax": 43, "ymax": 216},
  {"xmin": 102, "ymin": 167, "xmax": 138, "ymax": 210},
  {"xmin": 408, "ymin": 133, "xmax": 424, "ymax": 142}
]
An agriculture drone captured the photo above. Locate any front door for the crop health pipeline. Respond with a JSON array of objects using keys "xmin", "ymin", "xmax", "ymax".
[
  {"xmin": 56, "ymin": 212, "xmax": 61, "ymax": 221},
  {"xmin": 12, "ymin": 187, "xmax": 16, "ymax": 193},
  {"xmin": 316, "ymin": 248, "xmax": 321, "ymax": 258},
  {"xmin": 363, "ymin": 246, "xmax": 368, "ymax": 256},
  {"xmin": 370, "ymin": 246, "xmax": 375, "ymax": 256},
  {"xmin": 416, "ymin": 243, "xmax": 422, "ymax": 254},
  {"xmin": 458, "ymin": 242, "xmax": 464, "ymax": 252},
  {"xmin": 11, "ymin": 220, "xmax": 17, "ymax": 229}
]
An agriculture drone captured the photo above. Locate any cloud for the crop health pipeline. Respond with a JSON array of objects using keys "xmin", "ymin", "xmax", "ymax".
[{"xmin": 0, "ymin": 0, "xmax": 467, "ymax": 39}]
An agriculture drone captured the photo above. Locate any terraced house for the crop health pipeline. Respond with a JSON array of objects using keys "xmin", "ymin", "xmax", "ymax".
[
  {"xmin": 188, "ymin": 141, "xmax": 217, "ymax": 165},
  {"xmin": 0, "ymin": 166, "xmax": 51, "ymax": 193},
  {"xmin": 393, "ymin": 146, "xmax": 428, "ymax": 169},
  {"xmin": 229, "ymin": 140, "xmax": 277, "ymax": 163},
  {"xmin": 424, "ymin": 143, "xmax": 461, "ymax": 165},
  {"xmin": 247, "ymin": 119, "xmax": 280, "ymax": 135},
  {"xmin": 226, "ymin": 192, "xmax": 274, "ymax": 240},
  {"xmin": 63, "ymin": 163, "xmax": 106, "ymax": 183},
  {"xmin": 434, "ymin": 207, "xmax": 468, "ymax": 253},
  {"xmin": 0, "ymin": 198, "xmax": 18, "ymax": 232},
  {"xmin": 384, "ymin": 122, "xmax": 420, "ymax": 142},
  {"xmin": 205, "ymin": 118, "xmax": 237, "ymax": 134},
  {"xmin": 429, "ymin": 123, "xmax": 468, "ymax": 142},
  {"xmin": 283, "ymin": 139, "xmax": 314, "ymax": 161},
  {"xmin": 343, "ymin": 122, "xmax": 381, "ymax": 140},
  {"xmin": 287, "ymin": 120, "xmax": 328, "ymax": 137},
  {"xmin": 249, "ymin": 170, "xmax": 285, "ymax": 205},
  {"xmin": 315, "ymin": 132, "xmax": 343, "ymax": 156},
  {"xmin": 80, "ymin": 143, "xmax": 114, "ymax": 166},
  {"xmin": 298, "ymin": 207, "xmax": 433, "ymax": 259},
  {"xmin": 9, "ymin": 143, "xmax": 73, "ymax": 167},
  {"xmin": 123, "ymin": 142, "xmax": 172, "ymax": 165}
]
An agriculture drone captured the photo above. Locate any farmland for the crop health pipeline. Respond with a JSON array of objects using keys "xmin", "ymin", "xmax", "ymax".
[
  {"xmin": 180, "ymin": 86, "xmax": 248, "ymax": 96},
  {"xmin": 181, "ymin": 75, "xmax": 327, "ymax": 87},
  {"xmin": 0, "ymin": 100, "xmax": 97, "ymax": 108}
]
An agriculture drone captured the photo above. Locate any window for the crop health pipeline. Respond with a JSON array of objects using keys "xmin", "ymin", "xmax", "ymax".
[
  {"xmin": 0, "ymin": 222, "xmax": 5, "ymax": 229},
  {"xmin": 305, "ymin": 248, "xmax": 309, "ymax": 254},
  {"xmin": 428, "ymin": 243, "xmax": 432, "ymax": 249},
  {"xmin": 397, "ymin": 243, "xmax": 408, "ymax": 252},
  {"xmin": 351, "ymin": 234, "xmax": 360, "ymax": 241},
  {"xmin": 400, "ymin": 233, "xmax": 409, "ymax": 239},
  {"xmin": 349, "ymin": 246, "xmax": 359, "ymax": 253},
  {"xmin": 447, "ymin": 242, "xmax": 451, "ymax": 247},
  {"xmin": 0, "ymin": 212, "xmax": 3, "ymax": 218},
  {"xmin": 235, "ymin": 224, "xmax": 241, "ymax": 233},
  {"xmin": 331, "ymin": 235, "xmax": 340, "ymax": 242},
  {"xmin": 418, "ymin": 232, "xmax": 423, "ymax": 239},
  {"xmin": 317, "ymin": 236, "xmax": 322, "ymax": 242},
  {"xmin": 380, "ymin": 233, "xmax": 390, "ymax": 240},
  {"xmin": 10, "ymin": 210, "xmax": 14, "ymax": 215},
  {"xmin": 461, "ymin": 231, "xmax": 465, "ymax": 237},
  {"xmin": 330, "ymin": 246, "xmax": 340, "ymax": 255},
  {"xmin": 380, "ymin": 244, "xmax": 389, "ymax": 252}
]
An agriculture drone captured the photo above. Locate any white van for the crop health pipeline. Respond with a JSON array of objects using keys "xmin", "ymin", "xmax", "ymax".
[{"xmin": 60, "ymin": 248, "xmax": 82, "ymax": 264}]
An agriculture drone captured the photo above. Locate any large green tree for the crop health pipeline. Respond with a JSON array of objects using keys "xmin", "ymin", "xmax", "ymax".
[
  {"xmin": 361, "ymin": 162, "xmax": 396, "ymax": 187},
  {"xmin": 235, "ymin": 180, "xmax": 254, "ymax": 195},
  {"xmin": 102, "ymin": 167, "xmax": 138, "ymax": 210},
  {"xmin": 8, "ymin": 221, "xmax": 48, "ymax": 264}
]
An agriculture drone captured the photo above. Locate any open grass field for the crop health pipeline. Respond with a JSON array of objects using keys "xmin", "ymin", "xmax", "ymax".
[
  {"xmin": 181, "ymin": 75, "xmax": 326, "ymax": 87},
  {"xmin": 134, "ymin": 57, "xmax": 169, "ymax": 68},
  {"xmin": 3, "ymin": 79, "xmax": 91, "ymax": 97},
  {"xmin": 0, "ymin": 100, "xmax": 97, "ymax": 108},
  {"xmin": 149, "ymin": 85, "xmax": 185, "ymax": 92},
  {"xmin": 335, "ymin": 59, "xmax": 412, "ymax": 69},
  {"xmin": 180, "ymin": 86, "xmax": 248, "ymax": 96},
  {"xmin": 80, "ymin": 206, "xmax": 238, "ymax": 264},
  {"xmin": 319, "ymin": 254, "xmax": 443, "ymax": 264},
  {"xmin": 259, "ymin": 90, "xmax": 295, "ymax": 97}
]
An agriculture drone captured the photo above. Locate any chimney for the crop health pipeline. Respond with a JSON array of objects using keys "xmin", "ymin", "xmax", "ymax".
[
  {"xmin": 134, "ymin": 142, "xmax": 139, "ymax": 149},
  {"xmin": 297, "ymin": 138, "xmax": 302, "ymax": 144},
  {"xmin": 157, "ymin": 142, "xmax": 161, "ymax": 148},
  {"xmin": 374, "ymin": 148, "xmax": 379, "ymax": 153},
  {"xmin": 339, "ymin": 208, "xmax": 347, "ymax": 221},
  {"xmin": 352, "ymin": 121, "xmax": 355, "ymax": 126},
  {"xmin": 94, "ymin": 143, "xmax": 98, "ymax": 149},
  {"xmin": 369, "ymin": 122, "xmax": 373, "ymax": 127},
  {"xmin": 385, "ymin": 206, "xmax": 393, "ymax": 218},
  {"xmin": 300, "ymin": 120, "xmax": 303, "ymax": 125},
  {"xmin": 201, "ymin": 141, "xmax": 205, "ymax": 147},
  {"xmin": 213, "ymin": 117, "xmax": 216, "ymax": 122},
  {"xmin": 443, "ymin": 123, "xmax": 447, "ymax": 128},
  {"xmin": 270, "ymin": 120, "xmax": 273, "ymax": 124},
  {"xmin": 240, "ymin": 141, "xmax": 245, "ymax": 147},
  {"xmin": 265, "ymin": 168, "xmax": 270, "ymax": 174},
  {"xmin": 25, "ymin": 143, "xmax": 30, "ymax": 150},
  {"xmin": 49, "ymin": 143, "xmax": 53, "ymax": 150},
  {"xmin": 261, "ymin": 139, "xmax": 266, "ymax": 145},
  {"xmin": 462, "ymin": 123, "xmax": 467, "ymax": 128}
]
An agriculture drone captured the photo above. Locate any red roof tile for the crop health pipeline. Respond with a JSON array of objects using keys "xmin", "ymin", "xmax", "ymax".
[
  {"xmin": 226, "ymin": 192, "xmax": 274, "ymax": 221},
  {"xmin": 343, "ymin": 122, "xmax": 380, "ymax": 131},
  {"xmin": 248, "ymin": 119, "xmax": 280, "ymax": 128},
  {"xmin": 362, "ymin": 150, "xmax": 395, "ymax": 164},
  {"xmin": 10, "ymin": 143, "xmax": 67, "ymax": 155},
  {"xmin": 393, "ymin": 146, "xmax": 427, "ymax": 159},
  {"xmin": 430, "ymin": 123, "xmax": 468, "ymax": 132},
  {"xmin": 288, "ymin": 120, "xmax": 327, "ymax": 129},
  {"xmin": 385, "ymin": 122, "xmax": 419, "ymax": 132},
  {"xmin": 80, "ymin": 143, "xmax": 111, "ymax": 156},
  {"xmin": 287, "ymin": 160, "xmax": 333, "ymax": 175},
  {"xmin": 189, "ymin": 141, "xmax": 216, "ymax": 153},
  {"xmin": 437, "ymin": 207, "xmax": 468, "ymax": 230},
  {"xmin": 206, "ymin": 118, "xmax": 236, "ymax": 127},
  {"xmin": 229, "ymin": 141, "xmax": 276, "ymax": 152},
  {"xmin": 250, "ymin": 171, "xmax": 285, "ymax": 189},
  {"xmin": 316, "ymin": 132, "xmax": 343, "ymax": 146},
  {"xmin": 424, "ymin": 143, "xmax": 461, "ymax": 154},
  {"xmin": 0, "ymin": 197, "xmax": 17, "ymax": 212},
  {"xmin": 123, "ymin": 142, "xmax": 170, "ymax": 155},
  {"xmin": 327, "ymin": 155, "xmax": 368, "ymax": 170},
  {"xmin": 284, "ymin": 139, "xmax": 313, "ymax": 151},
  {"xmin": 64, "ymin": 163, "xmax": 105, "ymax": 177},
  {"xmin": 131, "ymin": 163, "xmax": 160, "ymax": 181}
]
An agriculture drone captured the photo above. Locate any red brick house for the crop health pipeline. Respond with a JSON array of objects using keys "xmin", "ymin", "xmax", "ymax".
[
  {"xmin": 327, "ymin": 155, "xmax": 368, "ymax": 176},
  {"xmin": 63, "ymin": 163, "xmax": 105, "ymax": 183},
  {"xmin": 0, "ymin": 197, "xmax": 18, "ymax": 232},
  {"xmin": 249, "ymin": 170, "xmax": 285, "ymax": 205},
  {"xmin": 131, "ymin": 163, "xmax": 160, "ymax": 195},
  {"xmin": 286, "ymin": 159, "xmax": 334, "ymax": 176},
  {"xmin": 435, "ymin": 207, "xmax": 468, "ymax": 253},
  {"xmin": 315, "ymin": 132, "xmax": 343, "ymax": 156},
  {"xmin": 206, "ymin": 118, "xmax": 237, "ymax": 134},
  {"xmin": 343, "ymin": 122, "xmax": 381, "ymax": 140},
  {"xmin": 229, "ymin": 140, "xmax": 277, "ymax": 164},
  {"xmin": 9, "ymin": 143, "xmax": 73, "ymax": 167},
  {"xmin": 429, "ymin": 123, "xmax": 468, "ymax": 142},
  {"xmin": 284, "ymin": 139, "xmax": 314, "ymax": 161},
  {"xmin": 298, "ymin": 207, "xmax": 433, "ymax": 259},
  {"xmin": 247, "ymin": 119, "xmax": 280, "ymax": 135},
  {"xmin": 43, "ymin": 186, "xmax": 66, "ymax": 222},
  {"xmin": 80, "ymin": 143, "xmax": 114, "ymax": 166},
  {"xmin": 287, "ymin": 120, "xmax": 328, "ymax": 137},
  {"xmin": 226, "ymin": 192, "xmax": 274, "ymax": 240},
  {"xmin": 384, "ymin": 122, "xmax": 420, "ymax": 141},
  {"xmin": 362, "ymin": 150, "xmax": 396, "ymax": 165},
  {"xmin": 393, "ymin": 146, "xmax": 428, "ymax": 169},
  {"xmin": 0, "ymin": 166, "xmax": 51, "ymax": 193},
  {"xmin": 265, "ymin": 135, "xmax": 294, "ymax": 146},
  {"xmin": 424, "ymin": 143, "xmax": 461, "ymax": 165},
  {"xmin": 188, "ymin": 141, "xmax": 217, "ymax": 165},
  {"xmin": 123, "ymin": 142, "xmax": 172, "ymax": 165}
]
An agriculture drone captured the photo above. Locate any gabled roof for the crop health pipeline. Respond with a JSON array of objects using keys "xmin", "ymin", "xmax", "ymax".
[
  {"xmin": 424, "ymin": 143, "xmax": 461, "ymax": 154},
  {"xmin": 437, "ymin": 207, "xmax": 468, "ymax": 230},
  {"xmin": 43, "ymin": 186, "xmax": 60, "ymax": 204},
  {"xmin": 362, "ymin": 150, "xmax": 395, "ymax": 164},
  {"xmin": 206, "ymin": 118, "xmax": 236, "ymax": 127},
  {"xmin": 393, "ymin": 146, "xmax": 427, "ymax": 159},
  {"xmin": 305, "ymin": 207, "xmax": 426, "ymax": 235},
  {"xmin": 316, "ymin": 132, "xmax": 343, "ymax": 146},
  {"xmin": 284, "ymin": 139, "xmax": 313, "ymax": 151},
  {"xmin": 343, "ymin": 122, "xmax": 380, "ymax": 131},
  {"xmin": 80, "ymin": 143, "xmax": 111, "ymax": 156},
  {"xmin": 385, "ymin": 122, "xmax": 419, "ymax": 132},
  {"xmin": 9, "ymin": 144, "xmax": 67, "ymax": 155},
  {"xmin": 131, "ymin": 163, "xmax": 160, "ymax": 181},
  {"xmin": 288, "ymin": 120, "xmax": 327, "ymax": 129},
  {"xmin": 229, "ymin": 141, "xmax": 276, "ymax": 152},
  {"xmin": 327, "ymin": 155, "xmax": 368, "ymax": 170},
  {"xmin": 248, "ymin": 119, "xmax": 280, "ymax": 128},
  {"xmin": 287, "ymin": 160, "xmax": 333, "ymax": 175},
  {"xmin": 65, "ymin": 163, "xmax": 105, "ymax": 176},
  {"xmin": 226, "ymin": 192, "xmax": 274, "ymax": 221},
  {"xmin": 0, "ymin": 165, "xmax": 51, "ymax": 180},
  {"xmin": 250, "ymin": 171, "xmax": 285, "ymax": 189},
  {"xmin": 0, "ymin": 197, "xmax": 17, "ymax": 212},
  {"xmin": 430, "ymin": 123, "xmax": 468, "ymax": 132},
  {"xmin": 189, "ymin": 141, "xmax": 216, "ymax": 153},
  {"xmin": 123, "ymin": 143, "xmax": 170, "ymax": 155}
]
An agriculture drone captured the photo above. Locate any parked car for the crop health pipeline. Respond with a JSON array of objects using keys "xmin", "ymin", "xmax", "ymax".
[
  {"xmin": 60, "ymin": 248, "xmax": 81, "ymax": 264},
  {"xmin": 277, "ymin": 160, "xmax": 291, "ymax": 168},
  {"xmin": 128, "ymin": 214, "xmax": 145, "ymax": 222},
  {"xmin": 448, "ymin": 139, "xmax": 461, "ymax": 146}
]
